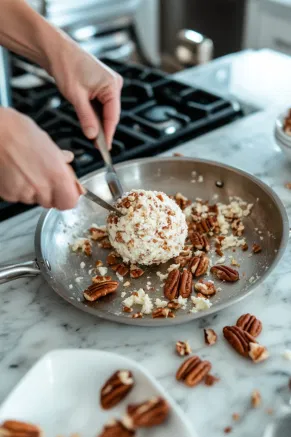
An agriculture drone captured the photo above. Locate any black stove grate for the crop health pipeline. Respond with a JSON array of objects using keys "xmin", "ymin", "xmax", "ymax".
[{"xmin": 0, "ymin": 56, "xmax": 244, "ymax": 221}]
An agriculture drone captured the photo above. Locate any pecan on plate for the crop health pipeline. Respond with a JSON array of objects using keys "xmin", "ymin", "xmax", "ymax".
[
  {"xmin": 92, "ymin": 275, "xmax": 112, "ymax": 284},
  {"xmin": 167, "ymin": 301, "xmax": 181, "ymax": 310},
  {"xmin": 130, "ymin": 265, "xmax": 145, "ymax": 279},
  {"xmin": 252, "ymin": 243, "xmax": 262, "ymax": 254},
  {"xmin": 83, "ymin": 281, "xmax": 119, "ymax": 302},
  {"xmin": 199, "ymin": 216, "xmax": 219, "ymax": 234},
  {"xmin": 249, "ymin": 343, "xmax": 269, "ymax": 363},
  {"xmin": 174, "ymin": 254, "xmax": 191, "ymax": 268},
  {"xmin": 223, "ymin": 326, "xmax": 256, "ymax": 357},
  {"xmin": 152, "ymin": 308, "xmax": 175, "ymax": 318},
  {"xmin": 99, "ymin": 237, "xmax": 113, "ymax": 250},
  {"xmin": 231, "ymin": 219, "xmax": 244, "ymax": 237},
  {"xmin": 211, "ymin": 265, "xmax": 239, "ymax": 282},
  {"xmin": 112, "ymin": 263, "xmax": 129, "ymax": 277},
  {"xmin": 241, "ymin": 243, "xmax": 248, "ymax": 251},
  {"xmin": 176, "ymin": 356, "xmax": 212, "ymax": 387},
  {"xmin": 236, "ymin": 313, "xmax": 262, "ymax": 337},
  {"xmin": 82, "ymin": 239, "xmax": 92, "ymax": 256},
  {"xmin": 189, "ymin": 255, "xmax": 209, "ymax": 277},
  {"xmin": 107, "ymin": 251, "xmax": 121, "ymax": 266},
  {"xmin": 0, "ymin": 420, "xmax": 42, "ymax": 437},
  {"xmin": 174, "ymin": 193, "xmax": 191, "ymax": 210},
  {"xmin": 126, "ymin": 397, "xmax": 170, "ymax": 428},
  {"xmin": 204, "ymin": 328, "xmax": 218, "ymax": 346},
  {"xmin": 176, "ymin": 341, "xmax": 192, "ymax": 357},
  {"xmin": 132, "ymin": 312, "xmax": 143, "ymax": 319},
  {"xmin": 89, "ymin": 226, "xmax": 107, "ymax": 241},
  {"xmin": 190, "ymin": 232, "xmax": 210, "ymax": 252},
  {"xmin": 195, "ymin": 280, "xmax": 216, "ymax": 296},
  {"xmin": 98, "ymin": 420, "xmax": 135, "ymax": 437},
  {"xmin": 178, "ymin": 270, "xmax": 193, "ymax": 298},
  {"xmin": 164, "ymin": 269, "xmax": 181, "ymax": 300},
  {"xmin": 100, "ymin": 370, "xmax": 134, "ymax": 409}
]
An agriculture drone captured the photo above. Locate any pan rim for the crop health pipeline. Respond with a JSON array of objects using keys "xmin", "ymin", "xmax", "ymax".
[{"xmin": 34, "ymin": 157, "xmax": 290, "ymax": 326}]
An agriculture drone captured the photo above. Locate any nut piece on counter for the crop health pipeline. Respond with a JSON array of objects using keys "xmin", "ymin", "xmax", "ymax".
[
  {"xmin": 249, "ymin": 343, "xmax": 269, "ymax": 363},
  {"xmin": 176, "ymin": 341, "xmax": 192, "ymax": 357},
  {"xmin": 251, "ymin": 390, "xmax": 262, "ymax": 408},
  {"xmin": 211, "ymin": 265, "xmax": 239, "ymax": 282},
  {"xmin": 204, "ymin": 374, "xmax": 220, "ymax": 386},
  {"xmin": 100, "ymin": 370, "xmax": 134, "ymax": 409},
  {"xmin": 236, "ymin": 313, "xmax": 262, "ymax": 337},
  {"xmin": 204, "ymin": 328, "xmax": 218, "ymax": 346},
  {"xmin": 223, "ymin": 326, "xmax": 256, "ymax": 357},
  {"xmin": 176, "ymin": 356, "xmax": 212, "ymax": 387},
  {"xmin": 83, "ymin": 281, "xmax": 119, "ymax": 302},
  {"xmin": 0, "ymin": 420, "xmax": 42, "ymax": 437},
  {"xmin": 224, "ymin": 426, "xmax": 232, "ymax": 434},
  {"xmin": 232, "ymin": 413, "xmax": 240, "ymax": 421},
  {"xmin": 98, "ymin": 420, "xmax": 135, "ymax": 437},
  {"xmin": 125, "ymin": 397, "xmax": 170, "ymax": 428}
]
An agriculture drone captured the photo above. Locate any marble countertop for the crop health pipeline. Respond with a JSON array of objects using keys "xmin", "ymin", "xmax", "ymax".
[{"xmin": 1, "ymin": 49, "xmax": 291, "ymax": 437}]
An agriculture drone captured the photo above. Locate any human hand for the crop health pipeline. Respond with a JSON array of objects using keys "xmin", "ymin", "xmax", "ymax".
[
  {"xmin": 47, "ymin": 36, "xmax": 123, "ymax": 148},
  {"xmin": 0, "ymin": 108, "xmax": 80, "ymax": 210}
]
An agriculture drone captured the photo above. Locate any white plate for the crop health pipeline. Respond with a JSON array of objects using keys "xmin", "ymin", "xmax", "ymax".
[{"xmin": 0, "ymin": 349, "xmax": 195, "ymax": 437}]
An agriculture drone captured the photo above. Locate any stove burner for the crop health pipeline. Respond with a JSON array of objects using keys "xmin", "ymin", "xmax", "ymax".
[{"xmin": 2, "ymin": 54, "xmax": 245, "ymax": 221}]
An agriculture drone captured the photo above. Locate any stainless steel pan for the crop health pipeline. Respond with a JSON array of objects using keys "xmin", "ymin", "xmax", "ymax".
[{"xmin": 0, "ymin": 158, "xmax": 289, "ymax": 326}]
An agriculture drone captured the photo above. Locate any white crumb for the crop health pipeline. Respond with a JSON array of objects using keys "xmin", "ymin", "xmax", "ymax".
[
  {"xmin": 157, "ymin": 271, "xmax": 168, "ymax": 281},
  {"xmin": 198, "ymin": 175, "xmax": 204, "ymax": 183},
  {"xmin": 282, "ymin": 350, "xmax": 291, "ymax": 360},
  {"xmin": 168, "ymin": 263, "xmax": 180, "ymax": 272},
  {"xmin": 98, "ymin": 266, "xmax": 108, "ymax": 276},
  {"xmin": 69, "ymin": 284, "xmax": 73, "ymax": 289},
  {"xmin": 80, "ymin": 262, "xmax": 85, "ymax": 269},
  {"xmin": 123, "ymin": 281, "xmax": 131, "ymax": 287},
  {"xmin": 121, "ymin": 291, "xmax": 126, "ymax": 298},
  {"xmin": 116, "ymin": 272, "xmax": 124, "ymax": 282},
  {"xmin": 75, "ymin": 277, "xmax": 83, "ymax": 283},
  {"xmin": 155, "ymin": 298, "xmax": 168, "ymax": 308},
  {"xmin": 191, "ymin": 296, "xmax": 212, "ymax": 312}
]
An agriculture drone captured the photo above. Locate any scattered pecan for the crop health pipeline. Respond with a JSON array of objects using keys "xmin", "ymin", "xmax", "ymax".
[
  {"xmin": 204, "ymin": 374, "xmax": 220, "ymax": 386},
  {"xmin": 130, "ymin": 265, "xmax": 145, "ymax": 279},
  {"xmin": 173, "ymin": 152, "xmax": 184, "ymax": 157},
  {"xmin": 132, "ymin": 312, "xmax": 143, "ymax": 319},
  {"xmin": 249, "ymin": 342, "xmax": 269, "ymax": 363},
  {"xmin": 231, "ymin": 219, "xmax": 244, "ymax": 236},
  {"xmin": 164, "ymin": 269, "xmax": 180, "ymax": 300},
  {"xmin": 167, "ymin": 301, "xmax": 181, "ymax": 310},
  {"xmin": 100, "ymin": 370, "xmax": 134, "ymax": 409},
  {"xmin": 195, "ymin": 280, "xmax": 216, "ymax": 296},
  {"xmin": 99, "ymin": 238, "xmax": 112, "ymax": 249},
  {"xmin": 188, "ymin": 255, "xmax": 209, "ymax": 277},
  {"xmin": 123, "ymin": 306, "xmax": 133, "ymax": 313},
  {"xmin": 223, "ymin": 326, "xmax": 256, "ymax": 357},
  {"xmin": 236, "ymin": 313, "xmax": 262, "ymax": 337},
  {"xmin": 83, "ymin": 281, "xmax": 119, "ymax": 302},
  {"xmin": 176, "ymin": 356, "xmax": 212, "ymax": 387},
  {"xmin": 152, "ymin": 308, "xmax": 175, "ymax": 318},
  {"xmin": 252, "ymin": 243, "xmax": 262, "ymax": 254},
  {"xmin": 211, "ymin": 265, "xmax": 239, "ymax": 282},
  {"xmin": 126, "ymin": 397, "xmax": 170, "ymax": 428},
  {"xmin": 198, "ymin": 216, "xmax": 219, "ymax": 234},
  {"xmin": 190, "ymin": 232, "xmax": 210, "ymax": 251},
  {"xmin": 176, "ymin": 341, "xmax": 192, "ymax": 357},
  {"xmin": 95, "ymin": 260, "xmax": 103, "ymax": 267},
  {"xmin": 83, "ymin": 239, "xmax": 92, "ymax": 256},
  {"xmin": 224, "ymin": 426, "xmax": 232, "ymax": 434},
  {"xmin": 251, "ymin": 390, "xmax": 262, "ymax": 408},
  {"xmin": 174, "ymin": 254, "xmax": 191, "ymax": 267},
  {"xmin": 112, "ymin": 263, "xmax": 129, "ymax": 277},
  {"xmin": 241, "ymin": 243, "xmax": 248, "ymax": 251},
  {"xmin": 0, "ymin": 420, "xmax": 42, "ymax": 437},
  {"xmin": 285, "ymin": 182, "xmax": 291, "ymax": 189},
  {"xmin": 174, "ymin": 192, "xmax": 191, "ymax": 210},
  {"xmin": 92, "ymin": 275, "xmax": 112, "ymax": 284},
  {"xmin": 89, "ymin": 226, "xmax": 107, "ymax": 241},
  {"xmin": 107, "ymin": 252, "xmax": 121, "ymax": 266},
  {"xmin": 232, "ymin": 413, "xmax": 240, "ymax": 421},
  {"xmin": 204, "ymin": 328, "xmax": 218, "ymax": 346},
  {"xmin": 178, "ymin": 270, "xmax": 193, "ymax": 298},
  {"xmin": 98, "ymin": 420, "xmax": 135, "ymax": 437},
  {"xmin": 215, "ymin": 248, "xmax": 224, "ymax": 257}
]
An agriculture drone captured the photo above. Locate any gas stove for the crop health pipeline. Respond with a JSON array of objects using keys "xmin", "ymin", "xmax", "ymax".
[{"xmin": 1, "ymin": 56, "xmax": 244, "ymax": 221}]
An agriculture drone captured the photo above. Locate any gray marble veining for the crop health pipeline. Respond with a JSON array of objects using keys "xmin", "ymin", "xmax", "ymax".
[{"xmin": 1, "ymin": 49, "xmax": 291, "ymax": 437}]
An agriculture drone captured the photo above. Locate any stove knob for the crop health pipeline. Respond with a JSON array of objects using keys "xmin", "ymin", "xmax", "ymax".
[{"xmin": 175, "ymin": 29, "xmax": 213, "ymax": 68}]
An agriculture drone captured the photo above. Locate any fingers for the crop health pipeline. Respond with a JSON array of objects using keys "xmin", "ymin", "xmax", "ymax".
[
  {"xmin": 62, "ymin": 150, "xmax": 74, "ymax": 163},
  {"xmin": 74, "ymin": 89, "xmax": 99, "ymax": 140},
  {"xmin": 102, "ymin": 95, "xmax": 121, "ymax": 148}
]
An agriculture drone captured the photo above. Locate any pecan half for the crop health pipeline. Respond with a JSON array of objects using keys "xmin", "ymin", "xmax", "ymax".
[
  {"xmin": 236, "ymin": 313, "xmax": 262, "ymax": 337},
  {"xmin": 176, "ymin": 341, "xmax": 192, "ymax": 356},
  {"xmin": 112, "ymin": 263, "xmax": 129, "ymax": 277},
  {"xmin": 174, "ymin": 255, "xmax": 191, "ymax": 267},
  {"xmin": 89, "ymin": 226, "xmax": 107, "ymax": 241},
  {"xmin": 198, "ymin": 216, "xmax": 219, "ymax": 234},
  {"xmin": 92, "ymin": 275, "xmax": 112, "ymax": 284},
  {"xmin": 211, "ymin": 265, "xmax": 239, "ymax": 282},
  {"xmin": 130, "ymin": 265, "xmax": 145, "ymax": 279},
  {"xmin": 98, "ymin": 420, "xmax": 135, "ymax": 437},
  {"xmin": 204, "ymin": 328, "xmax": 217, "ymax": 346},
  {"xmin": 252, "ymin": 243, "xmax": 262, "ymax": 254},
  {"xmin": 83, "ymin": 281, "xmax": 119, "ymax": 302},
  {"xmin": 164, "ymin": 269, "xmax": 180, "ymax": 300},
  {"xmin": 189, "ymin": 255, "xmax": 209, "ymax": 277},
  {"xmin": 126, "ymin": 397, "xmax": 170, "ymax": 428},
  {"xmin": 223, "ymin": 326, "xmax": 256, "ymax": 357},
  {"xmin": 179, "ymin": 270, "xmax": 193, "ymax": 298},
  {"xmin": 249, "ymin": 342, "xmax": 269, "ymax": 363},
  {"xmin": 100, "ymin": 370, "xmax": 134, "ymax": 409},
  {"xmin": 0, "ymin": 420, "xmax": 42, "ymax": 437},
  {"xmin": 176, "ymin": 356, "xmax": 212, "ymax": 387},
  {"xmin": 99, "ymin": 238, "xmax": 112, "ymax": 249},
  {"xmin": 152, "ymin": 308, "xmax": 175, "ymax": 318},
  {"xmin": 190, "ymin": 232, "xmax": 210, "ymax": 251},
  {"xmin": 195, "ymin": 280, "xmax": 216, "ymax": 296}
]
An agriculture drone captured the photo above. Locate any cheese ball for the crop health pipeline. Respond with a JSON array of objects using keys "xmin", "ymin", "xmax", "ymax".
[{"xmin": 107, "ymin": 190, "xmax": 187, "ymax": 265}]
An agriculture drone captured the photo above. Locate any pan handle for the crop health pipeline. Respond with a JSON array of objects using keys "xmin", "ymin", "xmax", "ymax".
[{"xmin": 0, "ymin": 260, "xmax": 40, "ymax": 284}]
